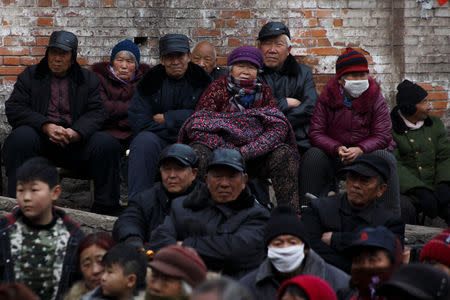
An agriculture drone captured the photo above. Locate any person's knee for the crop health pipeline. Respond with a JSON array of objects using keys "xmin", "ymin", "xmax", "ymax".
[
  {"xmin": 130, "ymin": 131, "xmax": 163, "ymax": 152},
  {"xmin": 88, "ymin": 132, "xmax": 122, "ymax": 157},
  {"xmin": 5, "ymin": 126, "xmax": 41, "ymax": 150},
  {"xmin": 300, "ymin": 147, "xmax": 329, "ymax": 169}
]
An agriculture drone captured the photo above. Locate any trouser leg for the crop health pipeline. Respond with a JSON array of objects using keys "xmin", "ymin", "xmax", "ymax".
[{"xmin": 128, "ymin": 131, "xmax": 167, "ymax": 199}]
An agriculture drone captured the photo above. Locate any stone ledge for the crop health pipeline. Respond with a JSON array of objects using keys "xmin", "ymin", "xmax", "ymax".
[{"xmin": 0, "ymin": 196, "xmax": 444, "ymax": 242}]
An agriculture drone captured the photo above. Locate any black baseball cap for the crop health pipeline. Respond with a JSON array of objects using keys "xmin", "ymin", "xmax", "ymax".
[
  {"xmin": 346, "ymin": 226, "xmax": 397, "ymax": 261},
  {"xmin": 208, "ymin": 148, "xmax": 245, "ymax": 172},
  {"xmin": 159, "ymin": 144, "xmax": 198, "ymax": 168},
  {"xmin": 258, "ymin": 21, "xmax": 291, "ymax": 40},
  {"xmin": 339, "ymin": 153, "xmax": 391, "ymax": 182},
  {"xmin": 377, "ymin": 264, "xmax": 449, "ymax": 300},
  {"xmin": 159, "ymin": 34, "xmax": 190, "ymax": 56}
]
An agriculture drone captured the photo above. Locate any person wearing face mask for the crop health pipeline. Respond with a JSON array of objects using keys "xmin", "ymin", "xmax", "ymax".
[
  {"xmin": 240, "ymin": 206, "xmax": 354, "ymax": 300},
  {"xmin": 299, "ymin": 48, "xmax": 399, "ymax": 216},
  {"xmin": 346, "ymin": 227, "xmax": 404, "ymax": 300}
]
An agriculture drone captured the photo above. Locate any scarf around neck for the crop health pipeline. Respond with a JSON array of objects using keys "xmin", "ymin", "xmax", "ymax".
[{"xmin": 226, "ymin": 74, "xmax": 262, "ymax": 110}]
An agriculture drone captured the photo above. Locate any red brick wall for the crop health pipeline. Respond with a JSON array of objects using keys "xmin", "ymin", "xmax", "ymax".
[{"xmin": 0, "ymin": 0, "xmax": 449, "ymax": 137}]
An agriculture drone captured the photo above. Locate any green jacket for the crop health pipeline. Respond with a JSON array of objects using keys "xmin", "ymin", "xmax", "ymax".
[{"xmin": 391, "ymin": 106, "xmax": 450, "ymax": 193}]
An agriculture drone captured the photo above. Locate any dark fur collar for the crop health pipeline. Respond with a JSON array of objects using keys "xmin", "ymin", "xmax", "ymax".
[
  {"xmin": 35, "ymin": 56, "xmax": 85, "ymax": 85},
  {"xmin": 183, "ymin": 185, "xmax": 256, "ymax": 211},
  {"xmin": 319, "ymin": 76, "xmax": 381, "ymax": 113},
  {"xmin": 91, "ymin": 61, "xmax": 151, "ymax": 81},
  {"xmin": 137, "ymin": 62, "xmax": 211, "ymax": 96},
  {"xmin": 262, "ymin": 54, "xmax": 301, "ymax": 76},
  {"xmin": 390, "ymin": 106, "xmax": 433, "ymax": 135}
]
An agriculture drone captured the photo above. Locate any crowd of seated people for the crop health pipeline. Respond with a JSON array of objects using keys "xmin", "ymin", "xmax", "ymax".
[{"xmin": 0, "ymin": 21, "xmax": 449, "ymax": 300}]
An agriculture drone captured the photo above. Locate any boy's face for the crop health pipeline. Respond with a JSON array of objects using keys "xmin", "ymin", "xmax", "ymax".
[
  {"xmin": 16, "ymin": 180, "xmax": 61, "ymax": 225},
  {"xmin": 102, "ymin": 263, "xmax": 136, "ymax": 298}
]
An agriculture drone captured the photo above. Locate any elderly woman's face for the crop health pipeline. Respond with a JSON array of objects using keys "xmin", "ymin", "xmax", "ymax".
[
  {"xmin": 230, "ymin": 61, "xmax": 258, "ymax": 81},
  {"xmin": 80, "ymin": 245, "xmax": 108, "ymax": 290},
  {"xmin": 112, "ymin": 51, "xmax": 136, "ymax": 82}
]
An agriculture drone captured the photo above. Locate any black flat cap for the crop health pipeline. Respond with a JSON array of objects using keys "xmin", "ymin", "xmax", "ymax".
[
  {"xmin": 159, "ymin": 34, "xmax": 190, "ymax": 56},
  {"xmin": 339, "ymin": 153, "xmax": 391, "ymax": 182},
  {"xmin": 208, "ymin": 148, "xmax": 245, "ymax": 172},
  {"xmin": 258, "ymin": 21, "xmax": 290, "ymax": 40},
  {"xmin": 48, "ymin": 31, "xmax": 78, "ymax": 52},
  {"xmin": 159, "ymin": 144, "xmax": 198, "ymax": 168}
]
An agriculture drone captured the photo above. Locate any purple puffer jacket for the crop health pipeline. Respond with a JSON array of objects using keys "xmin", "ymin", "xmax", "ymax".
[{"xmin": 309, "ymin": 76, "xmax": 395, "ymax": 157}]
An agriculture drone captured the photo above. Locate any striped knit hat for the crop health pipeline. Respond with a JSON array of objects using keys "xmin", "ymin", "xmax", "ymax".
[
  {"xmin": 420, "ymin": 228, "xmax": 450, "ymax": 267},
  {"xmin": 336, "ymin": 47, "xmax": 369, "ymax": 78}
]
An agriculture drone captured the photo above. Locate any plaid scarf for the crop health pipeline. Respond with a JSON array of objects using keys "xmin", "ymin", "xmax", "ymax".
[{"xmin": 226, "ymin": 74, "xmax": 262, "ymax": 110}]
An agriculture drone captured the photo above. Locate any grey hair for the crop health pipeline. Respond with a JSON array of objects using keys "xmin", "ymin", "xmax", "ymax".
[
  {"xmin": 114, "ymin": 50, "xmax": 138, "ymax": 67},
  {"xmin": 284, "ymin": 34, "xmax": 292, "ymax": 48},
  {"xmin": 192, "ymin": 277, "xmax": 253, "ymax": 300},
  {"xmin": 181, "ymin": 280, "xmax": 193, "ymax": 296}
]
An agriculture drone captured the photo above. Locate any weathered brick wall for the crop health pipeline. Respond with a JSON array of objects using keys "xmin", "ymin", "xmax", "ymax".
[{"xmin": 0, "ymin": 0, "xmax": 449, "ymax": 141}]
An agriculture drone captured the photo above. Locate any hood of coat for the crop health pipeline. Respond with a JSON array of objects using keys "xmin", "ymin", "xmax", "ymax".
[
  {"xmin": 390, "ymin": 105, "xmax": 433, "ymax": 135},
  {"xmin": 183, "ymin": 184, "xmax": 256, "ymax": 211},
  {"xmin": 319, "ymin": 76, "xmax": 381, "ymax": 113},
  {"xmin": 136, "ymin": 62, "xmax": 211, "ymax": 97},
  {"xmin": 262, "ymin": 54, "xmax": 302, "ymax": 77},
  {"xmin": 35, "ymin": 55, "xmax": 85, "ymax": 85},
  {"xmin": 91, "ymin": 61, "xmax": 151, "ymax": 84}
]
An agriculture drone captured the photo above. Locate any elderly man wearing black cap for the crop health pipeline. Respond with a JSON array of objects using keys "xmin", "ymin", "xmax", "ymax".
[
  {"xmin": 257, "ymin": 21, "xmax": 318, "ymax": 153},
  {"xmin": 113, "ymin": 143, "xmax": 202, "ymax": 248},
  {"xmin": 127, "ymin": 34, "xmax": 211, "ymax": 199},
  {"xmin": 150, "ymin": 148, "xmax": 270, "ymax": 278},
  {"xmin": 3, "ymin": 30, "xmax": 123, "ymax": 215},
  {"xmin": 302, "ymin": 153, "xmax": 405, "ymax": 274},
  {"xmin": 391, "ymin": 79, "xmax": 450, "ymax": 225},
  {"xmin": 240, "ymin": 205, "xmax": 353, "ymax": 300}
]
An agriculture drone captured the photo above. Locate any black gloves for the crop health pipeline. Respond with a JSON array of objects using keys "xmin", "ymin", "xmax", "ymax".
[{"xmin": 411, "ymin": 188, "xmax": 439, "ymax": 218}]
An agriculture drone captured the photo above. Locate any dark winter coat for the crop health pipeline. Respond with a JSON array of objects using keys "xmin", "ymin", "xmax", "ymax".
[
  {"xmin": 5, "ymin": 57, "xmax": 105, "ymax": 141},
  {"xmin": 0, "ymin": 206, "xmax": 85, "ymax": 300},
  {"xmin": 302, "ymin": 194, "xmax": 405, "ymax": 273},
  {"xmin": 240, "ymin": 250, "xmax": 355, "ymax": 300},
  {"xmin": 259, "ymin": 54, "xmax": 318, "ymax": 149},
  {"xmin": 195, "ymin": 76, "xmax": 276, "ymax": 112},
  {"xmin": 128, "ymin": 62, "xmax": 211, "ymax": 143},
  {"xmin": 210, "ymin": 66, "xmax": 228, "ymax": 81},
  {"xmin": 309, "ymin": 76, "xmax": 395, "ymax": 157},
  {"xmin": 391, "ymin": 107, "xmax": 450, "ymax": 193},
  {"xmin": 178, "ymin": 107, "xmax": 298, "ymax": 161},
  {"xmin": 149, "ymin": 186, "xmax": 270, "ymax": 278},
  {"xmin": 113, "ymin": 180, "xmax": 204, "ymax": 245},
  {"xmin": 91, "ymin": 61, "xmax": 151, "ymax": 140}
]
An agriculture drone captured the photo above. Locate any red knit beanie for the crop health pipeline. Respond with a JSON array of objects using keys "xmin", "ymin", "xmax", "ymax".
[
  {"xmin": 148, "ymin": 245, "xmax": 207, "ymax": 288},
  {"xmin": 277, "ymin": 275, "xmax": 338, "ymax": 300},
  {"xmin": 419, "ymin": 228, "xmax": 450, "ymax": 267},
  {"xmin": 336, "ymin": 47, "xmax": 369, "ymax": 78}
]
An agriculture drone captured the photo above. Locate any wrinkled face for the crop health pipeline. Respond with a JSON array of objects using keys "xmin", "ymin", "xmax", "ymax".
[
  {"xmin": 112, "ymin": 51, "xmax": 136, "ymax": 82},
  {"xmin": 258, "ymin": 35, "xmax": 291, "ymax": 70},
  {"xmin": 352, "ymin": 248, "xmax": 391, "ymax": 270},
  {"xmin": 160, "ymin": 52, "xmax": 190, "ymax": 79},
  {"xmin": 269, "ymin": 235, "xmax": 304, "ymax": 249},
  {"xmin": 101, "ymin": 263, "xmax": 133, "ymax": 297},
  {"xmin": 412, "ymin": 98, "xmax": 432, "ymax": 121},
  {"xmin": 47, "ymin": 47, "xmax": 73, "ymax": 77},
  {"xmin": 230, "ymin": 61, "xmax": 258, "ymax": 81},
  {"xmin": 206, "ymin": 166, "xmax": 248, "ymax": 203},
  {"xmin": 160, "ymin": 159, "xmax": 197, "ymax": 194},
  {"xmin": 80, "ymin": 245, "xmax": 108, "ymax": 290},
  {"xmin": 192, "ymin": 42, "xmax": 216, "ymax": 74},
  {"xmin": 346, "ymin": 171, "xmax": 387, "ymax": 211},
  {"xmin": 16, "ymin": 180, "xmax": 60, "ymax": 225},
  {"xmin": 147, "ymin": 269, "xmax": 183, "ymax": 296}
]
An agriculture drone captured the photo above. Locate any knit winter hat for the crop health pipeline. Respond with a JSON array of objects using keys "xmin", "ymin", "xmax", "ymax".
[
  {"xmin": 110, "ymin": 39, "xmax": 140, "ymax": 66},
  {"xmin": 396, "ymin": 79, "xmax": 428, "ymax": 106},
  {"xmin": 277, "ymin": 275, "xmax": 338, "ymax": 300},
  {"xmin": 336, "ymin": 47, "xmax": 369, "ymax": 78},
  {"xmin": 148, "ymin": 245, "xmax": 207, "ymax": 288},
  {"xmin": 227, "ymin": 46, "xmax": 264, "ymax": 69},
  {"xmin": 264, "ymin": 205, "xmax": 310, "ymax": 247},
  {"xmin": 419, "ymin": 228, "xmax": 450, "ymax": 267}
]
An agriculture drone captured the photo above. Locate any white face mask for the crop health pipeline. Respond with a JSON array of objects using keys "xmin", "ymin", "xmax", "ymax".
[
  {"xmin": 267, "ymin": 244, "xmax": 305, "ymax": 273},
  {"xmin": 344, "ymin": 79, "xmax": 369, "ymax": 98}
]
